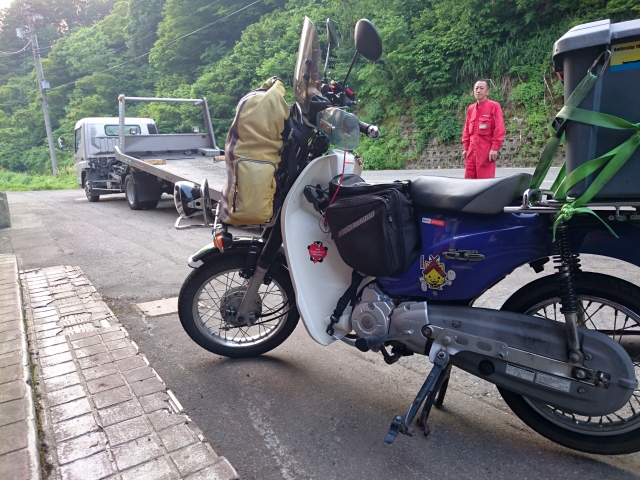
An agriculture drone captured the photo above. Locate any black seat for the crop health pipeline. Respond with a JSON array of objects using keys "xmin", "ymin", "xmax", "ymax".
[{"xmin": 409, "ymin": 173, "xmax": 531, "ymax": 215}]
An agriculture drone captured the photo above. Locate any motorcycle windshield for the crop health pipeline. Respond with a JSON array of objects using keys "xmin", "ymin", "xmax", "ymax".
[{"xmin": 294, "ymin": 17, "xmax": 322, "ymax": 114}]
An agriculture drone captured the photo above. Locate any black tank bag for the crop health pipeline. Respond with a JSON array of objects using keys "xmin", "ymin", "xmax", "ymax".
[{"xmin": 324, "ymin": 175, "xmax": 420, "ymax": 277}]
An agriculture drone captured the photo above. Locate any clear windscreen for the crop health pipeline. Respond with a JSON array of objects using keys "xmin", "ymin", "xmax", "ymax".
[
  {"xmin": 316, "ymin": 108, "xmax": 360, "ymax": 151},
  {"xmin": 294, "ymin": 17, "xmax": 322, "ymax": 114}
]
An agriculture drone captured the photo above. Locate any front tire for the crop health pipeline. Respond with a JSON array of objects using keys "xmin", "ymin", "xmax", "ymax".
[
  {"xmin": 84, "ymin": 179, "xmax": 99, "ymax": 202},
  {"xmin": 178, "ymin": 252, "xmax": 299, "ymax": 358},
  {"xmin": 500, "ymin": 272, "xmax": 640, "ymax": 454}
]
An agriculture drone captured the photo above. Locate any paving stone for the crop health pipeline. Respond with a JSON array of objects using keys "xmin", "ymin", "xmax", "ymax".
[
  {"xmin": 186, "ymin": 460, "xmax": 239, "ymax": 480},
  {"xmin": 0, "ymin": 420, "xmax": 28, "ymax": 455},
  {"xmin": 40, "ymin": 342, "xmax": 70, "ymax": 358},
  {"xmin": 139, "ymin": 392, "xmax": 169, "ymax": 414},
  {"xmin": 148, "ymin": 410, "xmax": 188, "ymax": 432},
  {"xmin": 32, "ymin": 309, "xmax": 57, "ymax": 319},
  {"xmin": 101, "ymin": 330, "xmax": 126, "ymax": 342},
  {"xmin": 121, "ymin": 456, "xmax": 178, "ymax": 480},
  {"xmin": 0, "ymin": 379, "xmax": 24, "ymax": 403},
  {"xmin": 98, "ymin": 399, "xmax": 144, "ymax": 427},
  {"xmin": 112, "ymin": 435, "xmax": 164, "ymax": 470},
  {"xmin": 0, "ymin": 339, "xmax": 21, "ymax": 355},
  {"xmin": 53, "ymin": 413, "xmax": 99, "ymax": 443},
  {"xmin": 111, "ymin": 346, "xmax": 137, "ymax": 361},
  {"xmin": 86, "ymin": 373, "xmax": 125, "ymax": 394},
  {"xmin": 158, "ymin": 423, "xmax": 198, "ymax": 452},
  {"xmin": 50, "ymin": 397, "xmax": 92, "ymax": 423},
  {"xmin": 34, "ymin": 321, "xmax": 62, "ymax": 334},
  {"xmin": 36, "ymin": 327, "xmax": 63, "ymax": 340},
  {"xmin": 40, "ymin": 351, "xmax": 73, "ymax": 367},
  {"xmin": 41, "ymin": 361, "xmax": 77, "ymax": 380},
  {"xmin": 75, "ymin": 344, "xmax": 108, "ymax": 359},
  {"xmin": 116, "ymin": 355, "xmax": 147, "ymax": 372},
  {"xmin": 0, "ymin": 320, "xmax": 20, "ymax": 334},
  {"xmin": 0, "ymin": 398, "xmax": 26, "ymax": 426},
  {"xmin": 103, "ymin": 415, "xmax": 150, "ymax": 446},
  {"xmin": 71, "ymin": 336, "xmax": 102, "ymax": 349},
  {"xmin": 33, "ymin": 314, "xmax": 61, "ymax": 326},
  {"xmin": 78, "ymin": 352, "xmax": 112, "ymax": 370},
  {"xmin": 0, "ymin": 363, "xmax": 22, "ymax": 384},
  {"xmin": 47, "ymin": 384, "xmax": 86, "ymax": 407},
  {"xmin": 37, "ymin": 335, "xmax": 67, "ymax": 349},
  {"xmin": 57, "ymin": 431, "xmax": 105, "ymax": 464},
  {"xmin": 59, "ymin": 451, "xmax": 113, "ymax": 480},
  {"xmin": 122, "ymin": 366, "xmax": 155, "ymax": 384},
  {"xmin": 58, "ymin": 305, "xmax": 86, "ymax": 316},
  {"xmin": 92, "ymin": 385, "xmax": 133, "ymax": 409},
  {"xmin": 0, "ymin": 448, "xmax": 29, "ymax": 480},
  {"xmin": 0, "ymin": 329, "xmax": 21, "ymax": 343},
  {"xmin": 68, "ymin": 330, "xmax": 100, "ymax": 341},
  {"xmin": 81, "ymin": 363, "xmax": 119, "ymax": 382},
  {"xmin": 170, "ymin": 443, "xmax": 218, "ymax": 477},
  {"xmin": 44, "ymin": 371, "xmax": 81, "ymax": 392},
  {"xmin": 105, "ymin": 339, "xmax": 132, "ymax": 351},
  {"xmin": 130, "ymin": 376, "xmax": 165, "ymax": 397}
]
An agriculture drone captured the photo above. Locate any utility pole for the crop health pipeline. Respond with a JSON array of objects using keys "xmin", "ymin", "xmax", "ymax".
[{"xmin": 20, "ymin": 0, "xmax": 58, "ymax": 177}]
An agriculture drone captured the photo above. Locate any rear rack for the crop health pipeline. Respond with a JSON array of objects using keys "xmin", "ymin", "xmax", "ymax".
[{"xmin": 504, "ymin": 189, "xmax": 640, "ymax": 216}]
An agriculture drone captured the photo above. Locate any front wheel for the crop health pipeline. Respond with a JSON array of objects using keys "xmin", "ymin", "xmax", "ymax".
[
  {"xmin": 500, "ymin": 272, "xmax": 640, "ymax": 455},
  {"xmin": 178, "ymin": 252, "xmax": 299, "ymax": 358}
]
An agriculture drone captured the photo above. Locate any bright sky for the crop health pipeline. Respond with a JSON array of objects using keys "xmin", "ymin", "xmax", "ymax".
[{"xmin": 0, "ymin": 0, "xmax": 15, "ymax": 10}]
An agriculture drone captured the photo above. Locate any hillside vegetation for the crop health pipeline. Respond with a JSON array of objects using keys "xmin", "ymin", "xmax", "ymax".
[{"xmin": 0, "ymin": 0, "xmax": 637, "ymax": 181}]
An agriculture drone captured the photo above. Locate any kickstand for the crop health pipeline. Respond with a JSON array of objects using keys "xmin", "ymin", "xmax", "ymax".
[
  {"xmin": 384, "ymin": 351, "xmax": 449, "ymax": 445},
  {"xmin": 416, "ymin": 364, "xmax": 451, "ymax": 436},
  {"xmin": 435, "ymin": 365, "xmax": 452, "ymax": 409}
]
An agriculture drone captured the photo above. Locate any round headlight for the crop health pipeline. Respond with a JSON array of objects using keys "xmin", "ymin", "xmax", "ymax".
[{"xmin": 174, "ymin": 181, "xmax": 202, "ymax": 218}]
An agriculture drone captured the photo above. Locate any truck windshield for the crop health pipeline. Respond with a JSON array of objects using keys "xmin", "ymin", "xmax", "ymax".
[{"xmin": 105, "ymin": 125, "xmax": 141, "ymax": 136}]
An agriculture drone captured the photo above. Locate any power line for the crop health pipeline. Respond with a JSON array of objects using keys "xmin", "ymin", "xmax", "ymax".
[
  {"xmin": 0, "ymin": 40, "xmax": 32, "ymax": 55},
  {"xmin": 50, "ymin": 0, "xmax": 262, "ymax": 91}
]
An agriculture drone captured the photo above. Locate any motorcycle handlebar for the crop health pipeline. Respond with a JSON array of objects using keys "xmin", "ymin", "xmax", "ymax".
[{"xmin": 358, "ymin": 120, "xmax": 380, "ymax": 139}]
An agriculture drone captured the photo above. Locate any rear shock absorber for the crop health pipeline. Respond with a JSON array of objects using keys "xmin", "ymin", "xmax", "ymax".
[{"xmin": 553, "ymin": 224, "xmax": 583, "ymax": 363}]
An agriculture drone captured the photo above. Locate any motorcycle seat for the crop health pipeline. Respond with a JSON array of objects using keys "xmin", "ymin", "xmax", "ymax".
[{"xmin": 409, "ymin": 173, "xmax": 531, "ymax": 215}]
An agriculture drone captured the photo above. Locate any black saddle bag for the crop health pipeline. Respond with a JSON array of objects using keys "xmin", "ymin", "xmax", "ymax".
[{"xmin": 325, "ymin": 175, "xmax": 420, "ymax": 277}]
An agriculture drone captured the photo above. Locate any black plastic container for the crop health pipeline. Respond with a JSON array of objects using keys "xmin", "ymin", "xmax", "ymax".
[{"xmin": 553, "ymin": 19, "xmax": 640, "ymax": 199}]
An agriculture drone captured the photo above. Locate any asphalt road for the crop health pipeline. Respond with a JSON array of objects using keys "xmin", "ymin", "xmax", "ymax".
[{"xmin": 2, "ymin": 168, "xmax": 640, "ymax": 479}]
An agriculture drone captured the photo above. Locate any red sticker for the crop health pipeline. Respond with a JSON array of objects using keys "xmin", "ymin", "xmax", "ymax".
[
  {"xmin": 422, "ymin": 218, "xmax": 445, "ymax": 227},
  {"xmin": 308, "ymin": 241, "xmax": 328, "ymax": 264}
]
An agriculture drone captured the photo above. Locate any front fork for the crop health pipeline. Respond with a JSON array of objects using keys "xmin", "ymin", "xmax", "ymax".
[{"xmin": 234, "ymin": 218, "xmax": 284, "ymax": 325}]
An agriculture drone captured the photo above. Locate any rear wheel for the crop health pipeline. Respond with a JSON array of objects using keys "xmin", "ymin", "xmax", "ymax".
[
  {"xmin": 178, "ymin": 252, "xmax": 299, "ymax": 358},
  {"xmin": 500, "ymin": 272, "xmax": 640, "ymax": 454},
  {"xmin": 124, "ymin": 175, "xmax": 143, "ymax": 210}
]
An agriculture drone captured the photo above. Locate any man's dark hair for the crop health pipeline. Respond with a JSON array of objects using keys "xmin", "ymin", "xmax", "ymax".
[{"xmin": 476, "ymin": 79, "xmax": 490, "ymax": 88}]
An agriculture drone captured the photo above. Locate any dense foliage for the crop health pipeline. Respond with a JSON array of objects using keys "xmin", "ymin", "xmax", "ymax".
[{"xmin": 0, "ymin": 0, "xmax": 637, "ymax": 176}]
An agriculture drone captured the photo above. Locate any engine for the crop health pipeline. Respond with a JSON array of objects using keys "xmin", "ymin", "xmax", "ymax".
[{"xmin": 350, "ymin": 283, "xmax": 394, "ymax": 338}]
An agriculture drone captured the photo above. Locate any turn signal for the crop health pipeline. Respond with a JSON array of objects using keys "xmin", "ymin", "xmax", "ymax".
[{"xmin": 213, "ymin": 231, "xmax": 233, "ymax": 252}]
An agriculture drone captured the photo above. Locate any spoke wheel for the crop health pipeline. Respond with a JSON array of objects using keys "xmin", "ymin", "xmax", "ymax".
[
  {"xmin": 500, "ymin": 272, "xmax": 640, "ymax": 454},
  {"xmin": 178, "ymin": 252, "xmax": 299, "ymax": 358}
]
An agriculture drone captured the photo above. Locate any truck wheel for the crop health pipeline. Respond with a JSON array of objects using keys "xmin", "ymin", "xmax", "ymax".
[
  {"xmin": 143, "ymin": 198, "xmax": 159, "ymax": 210},
  {"xmin": 84, "ymin": 182, "xmax": 99, "ymax": 202},
  {"xmin": 124, "ymin": 175, "xmax": 143, "ymax": 210}
]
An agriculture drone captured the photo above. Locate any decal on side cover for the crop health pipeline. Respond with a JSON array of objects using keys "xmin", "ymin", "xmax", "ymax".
[
  {"xmin": 308, "ymin": 241, "xmax": 328, "ymax": 264},
  {"xmin": 422, "ymin": 217, "xmax": 445, "ymax": 227},
  {"xmin": 419, "ymin": 255, "xmax": 456, "ymax": 291}
]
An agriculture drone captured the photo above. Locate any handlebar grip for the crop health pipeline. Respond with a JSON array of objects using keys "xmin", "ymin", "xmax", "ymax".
[{"xmin": 358, "ymin": 121, "xmax": 380, "ymax": 139}]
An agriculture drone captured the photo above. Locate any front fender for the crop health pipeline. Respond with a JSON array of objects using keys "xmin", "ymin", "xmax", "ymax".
[{"xmin": 187, "ymin": 236, "xmax": 287, "ymax": 268}]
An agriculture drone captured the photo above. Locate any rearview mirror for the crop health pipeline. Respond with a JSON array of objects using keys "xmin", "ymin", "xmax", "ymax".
[
  {"xmin": 354, "ymin": 19, "xmax": 382, "ymax": 62},
  {"xmin": 326, "ymin": 19, "xmax": 339, "ymax": 48}
]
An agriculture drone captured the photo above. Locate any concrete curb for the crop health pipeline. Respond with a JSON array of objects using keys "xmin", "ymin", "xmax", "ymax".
[
  {"xmin": 0, "ymin": 192, "xmax": 10, "ymax": 229},
  {"xmin": 21, "ymin": 265, "xmax": 239, "ymax": 480},
  {"xmin": 0, "ymin": 254, "xmax": 41, "ymax": 479}
]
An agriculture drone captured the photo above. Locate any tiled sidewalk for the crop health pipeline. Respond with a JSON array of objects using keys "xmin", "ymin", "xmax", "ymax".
[
  {"xmin": 20, "ymin": 264, "xmax": 238, "ymax": 480},
  {"xmin": 0, "ymin": 254, "xmax": 40, "ymax": 480}
]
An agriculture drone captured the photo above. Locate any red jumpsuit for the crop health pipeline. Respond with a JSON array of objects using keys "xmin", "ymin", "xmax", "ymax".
[{"xmin": 462, "ymin": 99, "xmax": 505, "ymax": 179}]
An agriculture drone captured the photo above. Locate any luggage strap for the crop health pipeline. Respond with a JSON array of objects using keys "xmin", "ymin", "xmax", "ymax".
[
  {"xmin": 529, "ymin": 50, "xmax": 640, "ymax": 239},
  {"xmin": 326, "ymin": 269, "xmax": 365, "ymax": 336}
]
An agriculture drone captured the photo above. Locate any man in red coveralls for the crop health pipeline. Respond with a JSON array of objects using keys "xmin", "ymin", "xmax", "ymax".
[{"xmin": 462, "ymin": 80, "xmax": 505, "ymax": 178}]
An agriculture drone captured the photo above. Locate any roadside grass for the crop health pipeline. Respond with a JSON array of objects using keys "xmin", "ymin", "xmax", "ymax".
[{"xmin": 0, "ymin": 166, "xmax": 80, "ymax": 191}]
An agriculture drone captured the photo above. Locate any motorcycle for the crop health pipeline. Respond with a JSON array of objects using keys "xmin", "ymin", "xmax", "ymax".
[{"xmin": 173, "ymin": 17, "xmax": 640, "ymax": 455}]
